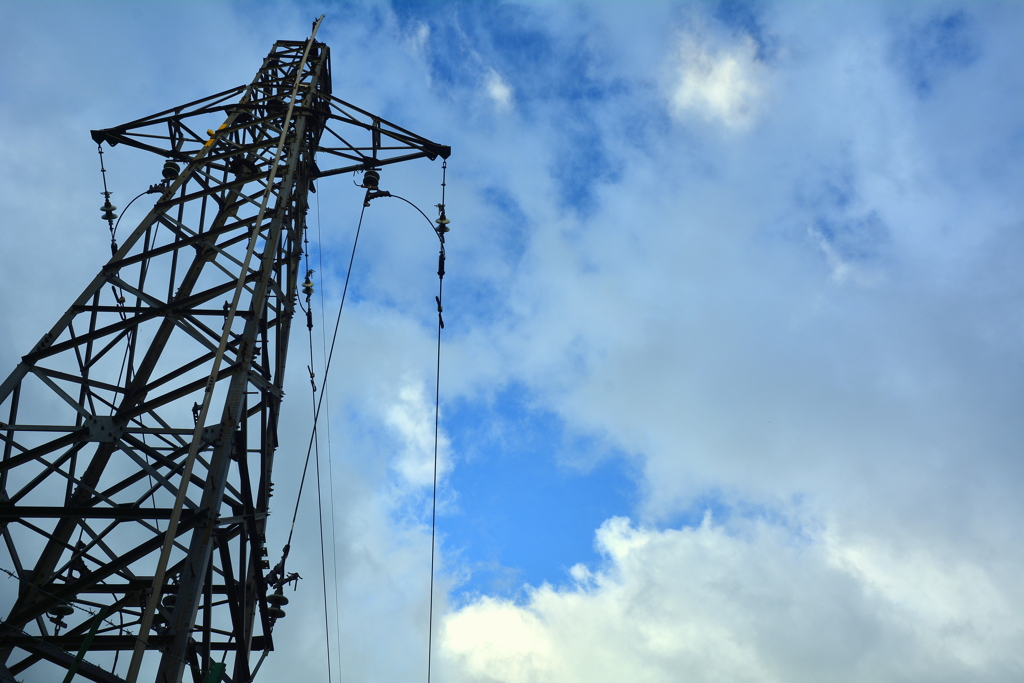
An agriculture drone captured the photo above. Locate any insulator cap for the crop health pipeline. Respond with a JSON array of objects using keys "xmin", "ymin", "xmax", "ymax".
[
  {"xmin": 436, "ymin": 212, "xmax": 451, "ymax": 233},
  {"xmin": 101, "ymin": 199, "xmax": 118, "ymax": 222},
  {"xmin": 48, "ymin": 604, "xmax": 74, "ymax": 617},
  {"xmin": 362, "ymin": 169, "xmax": 380, "ymax": 190},
  {"xmin": 162, "ymin": 160, "xmax": 181, "ymax": 181}
]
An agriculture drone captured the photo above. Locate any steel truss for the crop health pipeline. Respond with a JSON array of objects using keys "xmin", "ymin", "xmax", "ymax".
[{"xmin": 0, "ymin": 23, "xmax": 449, "ymax": 683}]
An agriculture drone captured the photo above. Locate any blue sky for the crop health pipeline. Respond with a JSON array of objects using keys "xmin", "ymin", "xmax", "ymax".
[
  {"xmin": 442, "ymin": 384, "xmax": 639, "ymax": 597},
  {"xmin": 1, "ymin": 2, "xmax": 1024, "ymax": 682}
]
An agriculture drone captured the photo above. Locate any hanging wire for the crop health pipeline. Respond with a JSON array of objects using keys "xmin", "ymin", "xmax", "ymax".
[
  {"xmin": 426, "ymin": 273, "xmax": 443, "ymax": 683},
  {"xmin": 300, "ymin": 213, "xmax": 335, "ymax": 683},
  {"xmin": 96, "ymin": 143, "xmax": 118, "ymax": 254},
  {"xmin": 427, "ymin": 158, "xmax": 447, "ymax": 683},
  {"xmin": 96, "ymin": 144, "xmax": 166, "ymax": 538},
  {"xmin": 282, "ymin": 190, "xmax": 369, "ymax": 683},
  {"xmin": 281, "ymin": 162, "xmax": 449, "ymax": 683},
  {"xmin": 357, "ymin": 171, "xmax": 449, "ymax": 683},
  {"xmin": 313, "ymin": 384, "xmax": 334, "ymax": 683},
  {"xmin": 110, "ymin": 187, "xmax": 159, "ymax": 246},
  {"xmin": 285, "ymin": 202, "xmax": 366, "ymax": 551},
  {"xmin": 316, "ymin": 179, "xmax": 346, "ymax": 678}
]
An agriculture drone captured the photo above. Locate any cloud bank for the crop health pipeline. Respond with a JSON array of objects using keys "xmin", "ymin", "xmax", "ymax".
[{"xmin": 442, "ymin": 516, "xmax": 1023, "ymax": 683}]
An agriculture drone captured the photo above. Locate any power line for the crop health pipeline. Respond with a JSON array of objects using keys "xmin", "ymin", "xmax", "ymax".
[
  {"xmin": 286, "ymin": 202, "xmax": 367, "ymax": 550},
  {"xmin": 427, "ymin": 159, "xmax": 448, "ymax": 683}
]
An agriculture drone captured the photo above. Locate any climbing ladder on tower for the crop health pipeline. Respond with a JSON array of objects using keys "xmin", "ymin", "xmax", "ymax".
[{"xmin": 0, "ymin": 19, "xmax": 449, "ymax": 683}]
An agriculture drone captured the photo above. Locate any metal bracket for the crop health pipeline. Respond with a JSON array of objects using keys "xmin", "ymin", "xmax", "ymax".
[
  {"xmin": 201, "ymin": 424, "xmax": 222, "ymax": 448},
  {"xmin": 86, "ymin": 416, "xmax": 124, "ymax": 443}
]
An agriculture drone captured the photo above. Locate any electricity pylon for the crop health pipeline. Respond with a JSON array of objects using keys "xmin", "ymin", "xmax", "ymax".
[{"xmin": 0, "ymin": 21, "xmax": 449, "ymax": 683}]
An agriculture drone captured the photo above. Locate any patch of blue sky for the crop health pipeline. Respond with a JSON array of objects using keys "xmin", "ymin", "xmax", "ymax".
[
  {"xmin": 441, "ymin": 186, "xmax": 528, "ymax": 326},
  {"xmin": 481, "ymin": 185, "xmax": 529, "ymax": 266},
  {"xmin": 890, "ymin": 10, "xmax": 979, "ymax": 98},
  {"xmin": 430, "ymin": 4, "xmax": 612, "ymax": 104},
  {"xmin": 789, "ymin": 159, "xmax": 892, "ymax": 264},
  {"xmin": 804, "ymin": 161, "xmax": 858, "ymax": 214},
  {"xmin": 551, "ymin": 120, "xmax": 618, "ymax": 217},
  {"xmin": 813, "ymin": 213, "xmax": 890, "ymax": 263},
  {"xmin": 476, "ymin": 5, "xmax": 556, "ymax": 78},
  {"xmin": 389, "ymin": 1, "xmax": 626, "ymax": 214},
  {"xmin": 654, "ymin": 490, "xmax": 818, "ymax": 549},
  {"xmin": 443, "ymin": 273, "xmax": 506, "ymax": 332},
  {"xmin": 656, "ymin": 489, "xmax": 735, "ymax": 530},
  {"xmin": 440, "ymin": 383, "xmax": 639, "ymax": 599},
  {"xmin": 712, "ymin": 0, "xmax": 778, "ymax": 63}
]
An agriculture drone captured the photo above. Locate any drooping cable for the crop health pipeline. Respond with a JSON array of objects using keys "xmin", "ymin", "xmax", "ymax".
[
  {"xmin": 301, "ymin": 214, "xmax": 334, "ymax": 683},
  {"xmin": 286, "ymin": 201, "xmax": 366, "ymax": 549},
  {"xmin": 313, "ymin": 398, "xmax": 334, "ymax": 683},
  {"xmin": 95, "ymin": 146, "xmax": 157, "ymax": 547},
  {"xmin": 427, "ymin": 159, "xmax": 447, "ymax": 683},
  {"xmin": 426, "ymin": 276, "xmax": 443, "ymax": 683},
  {"xmin": 362, "ymin": 173, "xmax": 450, "ymax": 683},
  {"xmin": 280, "ymin": 164, "xmax": 449, "ymax": 683},
  {"xmin": 110, "ymin": 189, "xmax": 151, "ymax": 244},
  {"xmin": 316, "ymin": 180, "xmax": 346, "ymax": 679},
  {"xmin": 285, "ymin": 193, "xmax": 367, "ymax": 683}
]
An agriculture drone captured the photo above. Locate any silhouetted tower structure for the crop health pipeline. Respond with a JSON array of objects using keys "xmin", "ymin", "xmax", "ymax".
[{"xmin": 0, "ymin": 21, "xmax": 449, "ymax": 683}]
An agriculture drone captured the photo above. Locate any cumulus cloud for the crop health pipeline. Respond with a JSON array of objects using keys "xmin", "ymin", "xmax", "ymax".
[
  {"xmin": 669, "ymin": 31, "xmax": 766, "ymax": 130},
  {"xmin": 441, "ymin": 516, "xmax": 1024, "ymax": 683}
]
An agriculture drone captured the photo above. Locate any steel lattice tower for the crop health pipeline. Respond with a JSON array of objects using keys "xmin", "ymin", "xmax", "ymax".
[{"xmin": 0, "ymin": 22, "xmax": 449, "ymax": 683}]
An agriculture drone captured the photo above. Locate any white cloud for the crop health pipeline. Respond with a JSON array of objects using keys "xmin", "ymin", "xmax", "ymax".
[
  {"xmin": 385, "ymin": 378, "xmax": 450, "ymax": 488},
  {"xmin": 441, "ymin": 516, "xmax": 1024, "ymax": 683},
  {"xmin": 486, "ymin": 68, "xmax": 514, "ymax": 110},
  {"xmin": 669, "ymin": 32, "xmax": 767, "ymax": 130}
]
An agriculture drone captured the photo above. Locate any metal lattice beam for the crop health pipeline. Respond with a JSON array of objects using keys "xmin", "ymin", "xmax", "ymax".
[{"xmin": 0, "ymin": 22, "xmax": 448, "ymax": 683}]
